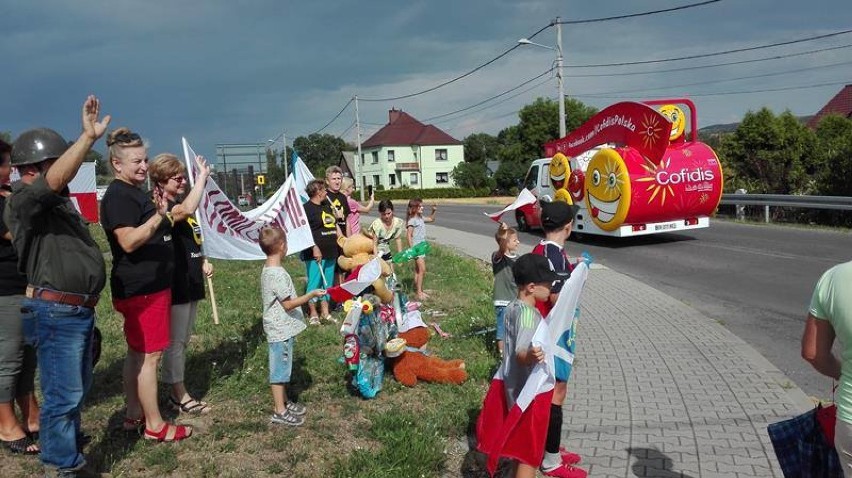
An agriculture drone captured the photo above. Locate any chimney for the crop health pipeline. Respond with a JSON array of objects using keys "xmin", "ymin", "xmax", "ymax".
[{"xmin": 389, "ymin": 108, "xmax": 402, "ymax": 124}]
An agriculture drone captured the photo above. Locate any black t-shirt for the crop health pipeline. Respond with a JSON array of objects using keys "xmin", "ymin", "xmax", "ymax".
[
  {"xmin": 100, "ymin": 180, "xmax": 174, "ymax": 299},
  {"xmin": 171, "ymin": 203, "xmax": 205, "ymax": 305},
  {"xmin": 300, "ymin": 200, "xmax": 339, "ymax": 261},
  {"xmin": 0, "ymin": 194, "xmax": 28, "ymax": 295},
  {"xmin": 325, "ymin": 191, "xmax": 351, "ymax": 236}
]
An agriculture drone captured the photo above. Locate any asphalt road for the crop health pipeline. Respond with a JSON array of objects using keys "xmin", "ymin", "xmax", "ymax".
[{"xmin": 431, "ymin": 203, "xmax": 850, "ymax": 398}]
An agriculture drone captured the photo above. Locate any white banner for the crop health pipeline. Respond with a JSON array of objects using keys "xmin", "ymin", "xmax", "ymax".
[
  {"xmin": 483, "ymin": 188, "xmax": 536, "ymax": 221},
  {"xmin": 182, "ymin": 138, "xmax": 315, "ymax": 260}
]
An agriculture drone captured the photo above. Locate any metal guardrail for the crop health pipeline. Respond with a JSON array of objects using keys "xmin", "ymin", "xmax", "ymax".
[{"xmin": 719, "ymin": 193, "xmax": 852, "ymax": 222}]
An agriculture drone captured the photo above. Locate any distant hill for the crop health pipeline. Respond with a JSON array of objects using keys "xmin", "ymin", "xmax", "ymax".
[{"xmin": 699, "ymin": 115, "xmax": 814, "ymax": 136}]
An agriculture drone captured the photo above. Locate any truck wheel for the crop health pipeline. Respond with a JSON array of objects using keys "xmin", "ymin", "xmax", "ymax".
[{"xmin": 515, "ymin": 211, "xmax": 529, "ymax": 232}]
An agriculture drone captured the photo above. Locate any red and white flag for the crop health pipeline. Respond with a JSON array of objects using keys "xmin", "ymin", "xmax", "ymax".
[
  {"xmin": 327, "ymin": 256, "xmax": 383, "ymax": 303},
  {"xmin": 483, "ymin": 188, "xmax": 536, "ymax": 222},
  {"xmin": 476, "ymin": 319, "xmax": 555, "ymax": 475}
]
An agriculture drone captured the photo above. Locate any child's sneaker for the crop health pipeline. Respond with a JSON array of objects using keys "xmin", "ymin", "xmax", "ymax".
[
  {"xmin": 270, "ymin": 410, "xmax": 304, "ymax": 427},
  {"xmin": 285, "ymin": 401, "xmax": 306, "ymax": 416},
  {"xmin": 542, "ymin": 464, "xmax": 587, "ymax": 478},
  {"xmin": 559, "ymin": 446, "xmax": 582, "ymax": 465}
]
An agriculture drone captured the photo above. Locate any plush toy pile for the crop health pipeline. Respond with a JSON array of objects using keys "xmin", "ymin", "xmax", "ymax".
[{"xmin": 336, "ymin": 234, "xmax": 467, "ymax": 398}]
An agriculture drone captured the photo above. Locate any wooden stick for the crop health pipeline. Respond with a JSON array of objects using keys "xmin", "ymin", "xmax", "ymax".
[
  {"xmin": 317, "ymin": 259, "xmax": 329, "ymax": 289},
  {"xmin": 206, "ymin": 275, "xmax": 220, "ymax": 325}
]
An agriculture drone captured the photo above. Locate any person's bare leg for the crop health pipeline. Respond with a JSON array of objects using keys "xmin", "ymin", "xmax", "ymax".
[
  {"xmin": 139, "ymin": 351, "xmax": 165, "ymax": 432},
  {"xmin": 123, "ymin": 350, "xmax": 143, "ymax": 419},
  {"xmin": 271, "ymin": 383, "xmax": 287, "ymax": 415},
  {"xmin": 15, "ymin": 393, "xmax": 39, "ymax": 434}
]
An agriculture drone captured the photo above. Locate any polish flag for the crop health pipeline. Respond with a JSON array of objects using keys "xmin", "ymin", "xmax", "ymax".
[
  {"xmin": 476, "ymin": 319, "xmax": 555, "ymax": 475},
  {"xmin": 327, "ymin": 257, "xmax": 382, "ymax": 303},
  {"xmin": 483, "ymin": 188, "xmax": 536, "ymax": 222}
]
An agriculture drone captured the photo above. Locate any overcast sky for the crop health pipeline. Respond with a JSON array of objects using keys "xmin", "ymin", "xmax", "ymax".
[{"xmin": 4, "ymin": 0, "xmax": 851, "ymax": 166}]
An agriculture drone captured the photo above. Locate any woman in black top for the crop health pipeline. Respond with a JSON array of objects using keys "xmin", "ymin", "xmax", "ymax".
[
  {"xmin": 100, "ymin": 128, "xmax": 193, "ymax": 442},
  {"xmin": 148, "ymin": 153, "xmax": 212, "ymax": 416},
  {"xmin": 0, "ymin": 139, "xmax": 39, "ymax": 454}
]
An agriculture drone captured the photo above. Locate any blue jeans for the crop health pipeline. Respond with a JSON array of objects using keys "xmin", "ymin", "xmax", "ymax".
[{"xmin": 21, "ymin": 298, "xmax": 95, "ymax": 472}]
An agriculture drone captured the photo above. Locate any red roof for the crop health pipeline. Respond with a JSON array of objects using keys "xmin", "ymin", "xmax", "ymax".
[
  {"xmin": 808, "ymin": 84, "xmax": 852, "ymax": 128},
  {"xmin": 362, "ymin": 109, "xmax": 461, "ymax": 148}
]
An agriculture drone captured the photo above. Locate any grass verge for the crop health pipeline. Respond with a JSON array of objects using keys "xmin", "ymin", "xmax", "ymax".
[{"xmin": 7, "ymin": 226, "xmax": 498, "ymax": 477}]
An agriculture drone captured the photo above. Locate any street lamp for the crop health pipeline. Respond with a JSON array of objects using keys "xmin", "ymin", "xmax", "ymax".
[
  {"xmin": 266, "ymin": 131, "xmax": 289, "ymax": 179},
  {"xmin": 518, "ymin": 16, "xmax": 565, "ymax": 138}
]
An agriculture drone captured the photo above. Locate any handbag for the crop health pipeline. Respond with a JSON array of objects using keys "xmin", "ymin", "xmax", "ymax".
[{"xmin": 768, "ymin": 396, "xmax": 842, "ymax": 478}]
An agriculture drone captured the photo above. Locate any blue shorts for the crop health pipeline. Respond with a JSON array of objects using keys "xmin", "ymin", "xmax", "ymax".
[
  {"xmin": 268, "ymin": 339, "xmax": 294, "ymax": 384},
  {"xmin": 495, "ymin": 305, "xmax": 507, "ymax": 341},
  {"xmin": 304, "ymin": 258, "xmax": 335, "ymax": 302}
]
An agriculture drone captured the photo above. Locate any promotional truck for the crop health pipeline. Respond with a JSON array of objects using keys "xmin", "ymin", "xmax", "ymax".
[{"xmin": 515, "ymin": 98, "xmax": 723, "ymax": 237}]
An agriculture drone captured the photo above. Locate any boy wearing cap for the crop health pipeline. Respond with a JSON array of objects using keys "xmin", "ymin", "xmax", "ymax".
[
  {"xmin": 533, "ymin": 200, "xmax": 586, "ymax": 478},
  {"xmin": 497, "ymin": 253, "xmax": 559, "ymax": 478}
]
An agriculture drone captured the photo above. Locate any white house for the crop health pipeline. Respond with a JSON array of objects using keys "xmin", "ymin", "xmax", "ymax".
[{"xmin": 353, "ymin": 109, "xmax": 464, "ymax": 189}]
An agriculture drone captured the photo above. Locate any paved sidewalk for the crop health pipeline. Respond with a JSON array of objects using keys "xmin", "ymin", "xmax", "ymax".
[{"xmin": 426, "ymin": 223, "xmax": 813, "ymax": 478}]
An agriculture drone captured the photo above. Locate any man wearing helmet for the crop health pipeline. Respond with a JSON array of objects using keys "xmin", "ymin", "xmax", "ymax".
[{"xmin": 4, "ymin": 96, "xmax": 110, "ymax": 476}]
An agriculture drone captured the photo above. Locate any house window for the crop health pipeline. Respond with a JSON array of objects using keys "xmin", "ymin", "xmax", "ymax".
[
  {"xmin": 388, "ymin": 174, "xmax": 396, "ymax": 186},
  {"xmin": 435, "ymin": 149, "xmax": 448, "ymax": 161},
  {"xmin": 373, "ymin": 175, "xmax": 381, "ymax": 187},
  {"xmin": 436, "ymin": 172, "xmax": 449, "ymax": 184},
  {"xmin": 387, "ymin": 150, "xmax": 395, "ymax": 162},
  {"xmin": 360, "ymin": 154, "xmax": 365, "ymax": 165},
  {"xmin": 410, "ymin": 173, "xmax": 419, "ymax": 185},
  {"xmin": 371, "ymin": 151, "xmax": 378, "ymax": 164}
]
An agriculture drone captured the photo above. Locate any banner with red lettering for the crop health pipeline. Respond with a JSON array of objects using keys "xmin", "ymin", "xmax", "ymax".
[
  {"xmin": 544, "ymin": 101, "xmax": 671, "ymax": 163},
  {"xmin": 182, "ymin": 138, "xmax": 315, "ymax": 260}
]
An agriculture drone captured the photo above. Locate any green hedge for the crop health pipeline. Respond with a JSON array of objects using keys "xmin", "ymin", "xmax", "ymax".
[{"xmin": 355, "ymin": 187, "xmax": 493, "ymax": 200}]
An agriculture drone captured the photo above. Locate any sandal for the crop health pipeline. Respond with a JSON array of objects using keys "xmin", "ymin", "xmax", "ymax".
[
  {"xmin": 1, "ymin": 435, "xmax": 39, "ymax": 454},
  {"xmin": 169, "ymin": 396, "xmax": 211, "ymax": 415},
  {"xmin": 144, "ymin": 423, "xmax": 193, "ymax": 442},
  {"xmin": 309, "ymin": 316, "xmax": 321, "ymax": 326},
  {"xmin": 285, "ymin": 401, "xmax": 307, "ymax": 416},
  {"xmin": 122, "ymin": 416, "xmax": 144, "ymax": 432},
  {"xmin": 322, "ymin": 314, "xmax": 337, "ymax": 324},
  {"xmin": 270, "ymin": 410, "xmax": 304, "ymax": 427}
]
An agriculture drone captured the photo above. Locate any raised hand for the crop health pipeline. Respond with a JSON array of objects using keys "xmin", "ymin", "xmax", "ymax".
[
  {"xmin": 194, "ymin": 154, "xmax": 211, "ymax": 180},
  {"xmin": 81, "ymin": 95, "xmax": 111, "ymax": 141}
]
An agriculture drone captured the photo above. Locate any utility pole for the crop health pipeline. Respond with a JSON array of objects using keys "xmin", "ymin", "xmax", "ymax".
[
  {"xmin": 556, "ymin": 16, "xmax": 566, "ymax": 138},
  {"xmin": 355, "ymin": 95, "xmax": 364, "ymax": 201},
  {"xmin": 282, "ymin": 132, "xmax": 288, "ymax": 179}
]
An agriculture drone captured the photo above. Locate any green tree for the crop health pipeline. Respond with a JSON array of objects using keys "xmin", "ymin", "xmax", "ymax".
[
  {"xmin": 450, "ymin": 162, "xmax": 495, "ymax": 189},
  {"xmin": 513, "ymin": 97, "xmax": 598, "ymax": 161},
  {"xmin": 813, "ymin": 114, "xmax": 852, "ymax": 196},
  {"xmin": 0, "ymin": 131, "xmax": 11, "ymax": 143},
  {"xmin": 463, "ymin": 133, "xmax": 500, "ymax": 163},
  {"xmin": 292, "ymin": 133, "xmax": 349, "ymax": 176},
  {"xmin": 717, "ymin": 108, "xmax": 816, "ymax": 194},
  {"xmin": 493, "ymin": 159, "xmax": 529, "ymax": 192},
  {"xmin": 88, "ymin": 149, "xmax": 109, "ymax": 176}
]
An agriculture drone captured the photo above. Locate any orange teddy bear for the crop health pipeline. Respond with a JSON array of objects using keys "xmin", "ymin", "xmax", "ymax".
[{"xmin": 389, "ymin": 326, "xmax": 467, "ymax": 387}]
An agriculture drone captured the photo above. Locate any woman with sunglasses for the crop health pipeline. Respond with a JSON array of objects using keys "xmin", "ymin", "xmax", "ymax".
[
  {"xmin": 100, "ymin": 128, "xmax": 196, "ymax": 442},
  {"xmin": 148, "ymin": 153, "xmax": 212, "ymax": 416}
]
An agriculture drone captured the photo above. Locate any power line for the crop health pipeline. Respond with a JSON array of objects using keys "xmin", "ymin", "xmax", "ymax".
[
  {"xmin": 432, "ymin": 76, "xmax": 553, "ymax": 127},
  {"xmin": 423, "ymin": 67, "xmax": 554, "ymax": 122},
  {"xmin": 566, "ymin": 29, "xmax": 852, "ymax": 68},
  {"xmin": 565, "ymin": 43, "xmax": 852, "ymax": 78},
  {"xmin": 574, "ymin": 80, "xmax": 849, "ymax": 99},
  {"xmin": 576, "ymin": 60, "xmax": 852, "ymax": 97},
  {"xmin": 558, "ymin": 0, "xmax": 721, "ymax": 25},
  {"xmin": 310, "ymin": 97, "xmax": 354, "ymax": 135}
]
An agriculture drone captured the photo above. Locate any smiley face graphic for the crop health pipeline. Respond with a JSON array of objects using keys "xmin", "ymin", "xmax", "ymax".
[
  {"xmin": 549, "ymin": 153, "xmax": 570, "ymax": 191},
  {"xmin": 584, "ymin": 149, "xmax": 631, "ymax": 231},
  {"xmin": 658, "ymin": 104, "xmax": 685, "ymax": 142}
]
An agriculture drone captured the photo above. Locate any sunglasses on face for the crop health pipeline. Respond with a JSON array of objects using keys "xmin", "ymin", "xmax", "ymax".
[
  {"xmin": 106, "ymin": 131, "xmax": 141, "ymax": 146},
  {"xmin": 169, "ymin": 176, "xmax": 187, "ymax": 184}
]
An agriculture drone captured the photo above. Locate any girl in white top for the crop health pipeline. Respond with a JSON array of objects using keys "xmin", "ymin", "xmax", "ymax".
[{"xmin": 406, "ymin": 198, "xmax": 437, "ymax": 301}]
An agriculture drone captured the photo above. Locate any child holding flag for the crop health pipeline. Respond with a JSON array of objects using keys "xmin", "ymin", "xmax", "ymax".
[{"xmin": 477, "ymin": 253, "xmax": 561, "ymax": 477}]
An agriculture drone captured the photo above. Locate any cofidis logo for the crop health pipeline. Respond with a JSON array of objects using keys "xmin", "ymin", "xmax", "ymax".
[{"xmin": 655, "ymin": 167, "xmax": 714, "ymax": 185}]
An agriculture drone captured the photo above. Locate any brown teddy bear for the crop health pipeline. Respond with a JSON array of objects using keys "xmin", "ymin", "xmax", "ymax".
[
  {"xmin": 389, "ymin": 326, "xmax": 467, "ymax": 387},
  {"xmin": 337, "ymin": 232, "xmax": 394, "ymax": 303}
]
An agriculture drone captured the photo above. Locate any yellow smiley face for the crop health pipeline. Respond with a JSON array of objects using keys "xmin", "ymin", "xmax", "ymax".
[
  {"xmin": 549, "ymin": 153, "xmax": 570, "ymax": 191},
  {"xmin": 658, "ymin": 104, "xmax": 685, "ymax": 141},
  {"xmin": 584, "ymin": 149, "xmax": 631, "ymax": 231}
]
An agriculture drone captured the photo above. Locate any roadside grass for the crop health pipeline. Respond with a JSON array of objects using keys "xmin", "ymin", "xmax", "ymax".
[{"xmin": 6, "ymin": 226, "xmax": 497, "ymax": 477}]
